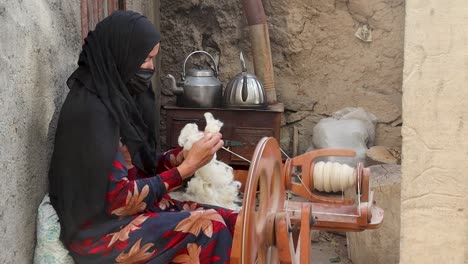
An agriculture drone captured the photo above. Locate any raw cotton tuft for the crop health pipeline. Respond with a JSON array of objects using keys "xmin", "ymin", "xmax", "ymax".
[{"xmin": 170, "ymin": 112, "xmax": 241, "ymax": 211}]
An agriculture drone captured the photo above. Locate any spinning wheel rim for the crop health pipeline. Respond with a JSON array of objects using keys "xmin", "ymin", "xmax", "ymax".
[{"xmin": 233, "ymin": 137, "xmax": 285, "ymax": 264}]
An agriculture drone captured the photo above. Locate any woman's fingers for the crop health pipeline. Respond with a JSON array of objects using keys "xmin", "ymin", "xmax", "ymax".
[
  {"xmin": 203, "ymin": 132, "xmax": 222, "ymax": 147},
  {"xmin": 175, "ymin": 150, "xmax": 185, "ymax": 165},
  {"xmin": 184, "ymin": 132, "xmax": 223, "ymax": 169},
  {"xmin": 213, "ymin": 139, "xmax": 224, "ymax": 151}
]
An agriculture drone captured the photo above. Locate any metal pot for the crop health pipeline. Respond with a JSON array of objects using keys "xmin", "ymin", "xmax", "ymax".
[
  {"xmin": 223, "ymin": 52, "xmax": 267, "ymax": 109},
  {"xmin": 166, "ymin": 51, "xmax": 222, "ymax": 108}
]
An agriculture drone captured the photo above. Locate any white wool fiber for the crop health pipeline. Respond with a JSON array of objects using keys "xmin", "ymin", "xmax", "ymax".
[{"xmin": 171, "ymin": 112, "xmax": 241, "ymax": 211}]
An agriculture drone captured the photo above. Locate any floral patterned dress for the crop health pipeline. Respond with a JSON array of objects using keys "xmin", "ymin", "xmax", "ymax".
[{"xmin": 67, "ymin": 147, "xmax": 238, "ymax": 264}]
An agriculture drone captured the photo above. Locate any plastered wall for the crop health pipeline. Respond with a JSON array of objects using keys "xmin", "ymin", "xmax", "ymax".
[
  {"xmin": 159, "ymin": 0, "xmax": 405, "ymax": 154},
  {"xmin": 0, "ymin": 1, "xmax": 80, "ymax": 262},
  {"xmin": 401, "ymin": 0, "xmax": 468, "ymax": 262}
]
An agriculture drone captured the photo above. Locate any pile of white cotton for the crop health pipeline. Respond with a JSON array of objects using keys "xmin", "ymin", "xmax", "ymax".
[{"xmin": 170, "ymin": 112, "xmax": 241, "ymax": 211}]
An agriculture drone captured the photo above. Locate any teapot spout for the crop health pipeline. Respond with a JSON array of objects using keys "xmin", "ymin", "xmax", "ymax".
[{"xmin": 166, "ymin": 74, "xmax": 184, "ymax": 95}]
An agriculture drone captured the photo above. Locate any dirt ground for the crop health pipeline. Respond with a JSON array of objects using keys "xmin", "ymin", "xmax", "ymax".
[{"xmin": 311, "ymin": 231, "xmax": 352, "ymax": 264}]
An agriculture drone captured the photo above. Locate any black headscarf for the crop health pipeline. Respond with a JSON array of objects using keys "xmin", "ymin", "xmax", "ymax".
[{"xmin": 48, "ymin": 10, "xmax": 161, "ymax": 243}]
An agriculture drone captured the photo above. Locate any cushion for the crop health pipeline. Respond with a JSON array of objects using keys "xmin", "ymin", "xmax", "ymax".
[{"xmin": 33, "ymin": 194, "xmax": 74, "ymax": 264}]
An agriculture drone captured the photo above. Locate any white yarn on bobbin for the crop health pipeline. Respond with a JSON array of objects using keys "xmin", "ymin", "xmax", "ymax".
[{"xmin": 313, "ymin": 161, "xmax": 355, "ymax": 192}]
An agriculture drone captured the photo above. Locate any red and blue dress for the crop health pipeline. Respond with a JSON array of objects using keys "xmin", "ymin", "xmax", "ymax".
[{"xmin": 67, "ymin": 147, "xmax": 238, "ymax": 263}]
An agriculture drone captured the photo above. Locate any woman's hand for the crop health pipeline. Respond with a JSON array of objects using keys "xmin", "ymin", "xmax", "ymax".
[
  {"xmin": 169, "ymin": 149, "xmax": 185, "ymax": 167},
  {"xmin": 177, "ymin": 132, "xmax": 224, "ymax": 179}
]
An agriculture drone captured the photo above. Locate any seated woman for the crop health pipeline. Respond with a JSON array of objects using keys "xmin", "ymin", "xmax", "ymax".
[{"xmin": 48, "ymin": 11, "xmax": 237, "ymax": 264}]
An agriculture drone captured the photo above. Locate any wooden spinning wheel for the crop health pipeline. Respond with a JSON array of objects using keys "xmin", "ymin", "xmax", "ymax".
[
  {"xmin": 231, "ymin": 137, "xmax": 286, "ymax": 263},
  {"xmin": 230, "ymin": 137, "xmax": 384, "ymax": 263}
]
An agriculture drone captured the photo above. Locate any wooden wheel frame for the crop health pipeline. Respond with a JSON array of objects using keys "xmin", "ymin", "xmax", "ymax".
[{"xmin": 231, "ymin": 137, "xmax": 285, "ymax": 263}]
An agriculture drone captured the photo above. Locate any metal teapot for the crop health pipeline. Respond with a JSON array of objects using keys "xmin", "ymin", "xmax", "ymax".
[
  {"xmin": 223, "ymin": 52, "xmax": 267, "ymax": 109},
  {"xmin": 166, "ymin": 51, "xmax": 222, "ymax": 108}
]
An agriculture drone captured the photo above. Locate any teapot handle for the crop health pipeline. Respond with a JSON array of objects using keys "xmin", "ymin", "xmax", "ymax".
[{"xmin": 182, "ymin": 50, "xmax": 219, "ymax": 81}]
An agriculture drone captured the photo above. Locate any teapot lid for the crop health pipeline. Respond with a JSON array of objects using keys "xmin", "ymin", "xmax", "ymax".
[{"xmin": 187, "ymin": 69, "xmax": 214, "ymax": 77}]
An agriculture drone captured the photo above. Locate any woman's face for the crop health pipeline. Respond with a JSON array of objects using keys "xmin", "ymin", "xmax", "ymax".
[{"xmin": 140, "ymin": 43, "xmax": 160, "ymax": 70}]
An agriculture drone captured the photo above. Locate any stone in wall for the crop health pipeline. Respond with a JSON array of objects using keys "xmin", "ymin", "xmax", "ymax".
[
  {"xmin": 0, "ymin": 1, "xmax": 80, "ymax": 262},
  {"xmin": 374, "ymin": 122, "xmax": 401, "ymax": 148},
  {"xmin": 159, "ymin": 0, "xmax": 404, "ymax": 153}
]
